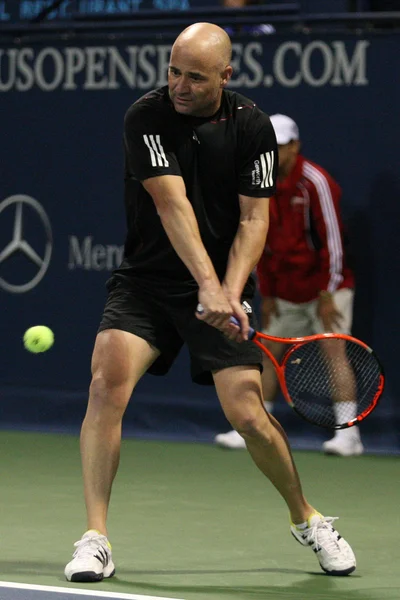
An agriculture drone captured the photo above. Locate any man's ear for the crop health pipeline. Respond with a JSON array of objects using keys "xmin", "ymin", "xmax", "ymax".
[{"xmin": 221, "ymin": 65, "xmax": 233, "ymax": 87}]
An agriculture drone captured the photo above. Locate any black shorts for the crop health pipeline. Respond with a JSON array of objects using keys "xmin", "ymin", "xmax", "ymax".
[{"xmin": 98, "ymin": 276, "xmax": 262, "ymax": 385}]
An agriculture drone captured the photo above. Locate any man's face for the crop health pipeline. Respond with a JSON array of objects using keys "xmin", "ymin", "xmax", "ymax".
[
  {"xmin": 168, "ymin": 45, "xmax": 231, "ymax": 117},
  {"xmin": 277, "ymin": 140, "xmax": 300, "ymax": 176}
]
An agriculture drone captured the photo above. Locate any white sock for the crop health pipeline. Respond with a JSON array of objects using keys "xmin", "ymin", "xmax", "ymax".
[
  {"xmin": 332, "ymin": 401, "xmax": 360, "ymax": 440},
  {"xmin": 294, "ymin": 521, "xmax": 308, "ymax": 530},
  {"xmin": 264, "ymin": 400, "xmax": 274, "ymax": 413},
  {"xmin": 293, "ymin": 511, "xmax": 319, "ymax": 529},
  {"xmin": 333, "ymin": 401, "xmax": 357, "ymax": 425},
  {"xmin": 335, "ymin": 426, "xmax": 361, "ymax": 441}
]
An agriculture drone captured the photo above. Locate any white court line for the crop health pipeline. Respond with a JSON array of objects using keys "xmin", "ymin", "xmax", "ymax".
[{"xmin": 0, "ymin": 581, "xmax": 185, "ymax": 600}]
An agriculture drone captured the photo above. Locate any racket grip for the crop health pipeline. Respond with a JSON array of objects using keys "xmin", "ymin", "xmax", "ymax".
[
  {"xmin": 196, "ymin": 304, "xmax": 255, "ymax": 340},
  {"xmin": 230, "ymin": 316, "xmax": 256, "ymax": 340}
]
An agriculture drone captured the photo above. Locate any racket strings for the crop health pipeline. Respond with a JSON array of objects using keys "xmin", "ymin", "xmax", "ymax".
[{"xmin": 283, "ymin": 339, "xmax": 382, "ymax": 428}]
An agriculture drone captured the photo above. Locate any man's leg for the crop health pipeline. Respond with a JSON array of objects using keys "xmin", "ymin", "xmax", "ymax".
[
  {"xmin": 214, "ymin": 341, "xmax": 283, "ymax": 449},
  {"xmin": 310, "ymin": 289, "xmax": 363, "ymax": 456},
  {"xmin": 65, "ymin": 329, "xmax": 160, "ymax": 582},
  {"xmin": 213, "ymin": 364, "xmax": 356, "ymax": 575},
  {"xmin": 260, "ymin": 339, "xmax": 285, "ymax": 412},
  {"xmin": 214, "ymin": 296, "xmax": 302, "ymax": 450},
  {"xmin": 213, "ymin": 365, "xmax": 313, "ymax": 523},
  {"xmin": 81, "ymin": 329, "xmax": 160, "ymax": 535}
]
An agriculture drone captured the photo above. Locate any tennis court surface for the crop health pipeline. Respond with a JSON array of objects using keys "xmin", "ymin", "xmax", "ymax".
[
  {"xmin": 0, "ymin": 582, "xmax": 184, "ymax": 600},
  {"xmin": 1, "ymin": 431, "xmax": 399, "ymax": 600},
  {"xmin": 0, "ymin": 581, "xmax": 184, "ymax": 600}
]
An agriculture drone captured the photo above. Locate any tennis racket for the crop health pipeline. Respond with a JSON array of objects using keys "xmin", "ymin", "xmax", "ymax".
[
  {"xmin": 196, "ymin": 304, "xmax": 384, "ymax": 429},
  {"xmin": 228, "ymin": 316, "xmax": 384, "ymax": 430}
]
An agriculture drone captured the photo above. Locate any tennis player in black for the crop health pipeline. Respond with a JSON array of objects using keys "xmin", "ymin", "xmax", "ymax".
[{"xmin": 65, "ymin": 22, "xmax": 356, "ymax": 582}]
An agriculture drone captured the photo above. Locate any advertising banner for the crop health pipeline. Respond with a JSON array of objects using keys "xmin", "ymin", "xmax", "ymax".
[{"xmin": 1, "ymin": 32, "xmax": 399, "ymax": 447}]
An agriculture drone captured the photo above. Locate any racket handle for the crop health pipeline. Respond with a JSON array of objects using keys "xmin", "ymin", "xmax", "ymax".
[
  {"xmin": 230, "ymin": 316, "xmax": 256, "ymax": 340},
  {"xmin": 197, "ymin": 305, "xmax": 255, "ymax": 340}
]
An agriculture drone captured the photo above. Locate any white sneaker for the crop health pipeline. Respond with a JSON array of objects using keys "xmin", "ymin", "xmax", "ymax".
[
  {"xmin": 322, "ymin": 435, "xmax": 364, "ymax": 457},
  {"xmin": 65, "ymin": 530, "xmax": 115, "ymax": 582},
  {"xmin": 291, "ymin": 513, "xmax": 356, "ymax": 575},
  {"xmin": 214, "ymin": 430, "xmax": 246, "ymax": 449}
]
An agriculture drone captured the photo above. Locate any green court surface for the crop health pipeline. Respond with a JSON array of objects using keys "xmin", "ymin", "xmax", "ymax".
[{"xmin": 1, "ymin": 431, "xmax": 399, "ymax": 600}]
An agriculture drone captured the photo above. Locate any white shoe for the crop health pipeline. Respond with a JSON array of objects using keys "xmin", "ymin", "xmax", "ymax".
[
  {"xmin": 322, "ymin": 435, "xmax": 364, "ymax": 457},
  {"xmin": 214, "ymin": 430, "xmax": 246, "ymax": 449},
  {"xmin": 65, "ymin": 530, "xmax": 115, "ymax": 582},
  {"xmin": 291, "ymin": 513, "xmax": 356, "ymax": 575}
]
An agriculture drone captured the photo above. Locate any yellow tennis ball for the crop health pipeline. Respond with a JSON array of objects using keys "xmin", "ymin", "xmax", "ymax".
[{"xmin": 23, "ymin": 325, "xmax": 54, "ymax": 353}]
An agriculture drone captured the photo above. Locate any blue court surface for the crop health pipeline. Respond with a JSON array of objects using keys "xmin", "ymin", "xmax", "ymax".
[{"xmin": 0, "ymin": 583, "xmax": 185, "ymax": 600}]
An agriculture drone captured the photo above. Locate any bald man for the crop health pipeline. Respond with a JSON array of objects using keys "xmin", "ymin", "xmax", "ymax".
[{"xmin": 64, "ymin": 23, "xmax": 356, "ymax": 582}]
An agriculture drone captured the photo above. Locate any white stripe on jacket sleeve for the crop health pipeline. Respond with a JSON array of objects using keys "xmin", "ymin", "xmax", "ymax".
[{"xmin": 303, "ymin": 162, "xmax": 343, "ymax": 293}]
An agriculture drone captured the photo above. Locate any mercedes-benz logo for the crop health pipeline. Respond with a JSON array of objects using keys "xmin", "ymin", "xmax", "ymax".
[{"xmin": 0, "ymin": 194, "xmax": 53, "ymax": 293}]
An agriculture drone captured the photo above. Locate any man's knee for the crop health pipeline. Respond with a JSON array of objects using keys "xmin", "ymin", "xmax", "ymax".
[
  {"xmin": 229, "ymin": 408, "xmax": 273, "ymax": 444},
  {"xmin": 88, "ymin": 372, "xmax": 131, "ymax": 418}
]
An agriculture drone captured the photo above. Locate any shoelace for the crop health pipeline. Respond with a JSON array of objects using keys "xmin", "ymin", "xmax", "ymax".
[
  {"xmin": 72, "ymin": 535, "xmax": 109, "ymax": 559},
  {"xmin": 303, "ymin": 517, "xmax": 340, "ymax": 555}
]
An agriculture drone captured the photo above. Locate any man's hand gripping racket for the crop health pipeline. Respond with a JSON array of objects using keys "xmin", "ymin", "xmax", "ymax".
[{"xmin": 231, "ymin": 314, "xmax": 384, "ymax": 430}]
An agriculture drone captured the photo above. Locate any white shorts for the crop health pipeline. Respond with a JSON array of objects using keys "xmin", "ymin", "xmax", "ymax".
[{"xmin": 263, "ymin": 288, "xmax": 354, "ymax": 338}]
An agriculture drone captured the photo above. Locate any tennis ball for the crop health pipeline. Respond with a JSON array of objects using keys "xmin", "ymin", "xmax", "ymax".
[{"xmin": 23, "ymin": 325, "xmax": 54, "ymax": 353}]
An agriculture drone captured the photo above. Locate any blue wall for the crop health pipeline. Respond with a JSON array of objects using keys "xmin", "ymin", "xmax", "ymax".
[{"xmin": 1, "ymin": 31, "xmax": 399, "ymax": 451}]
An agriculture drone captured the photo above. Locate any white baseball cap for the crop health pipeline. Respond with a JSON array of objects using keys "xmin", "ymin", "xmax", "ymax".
[{"xmin": 269, "ymin": 114, "xmax": 300, "ymax": 145}]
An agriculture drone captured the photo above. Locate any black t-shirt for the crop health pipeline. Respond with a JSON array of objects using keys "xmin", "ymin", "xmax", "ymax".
[{"xmin": 115, "ymin": 86, "xmax": 277, "ymax": 297}]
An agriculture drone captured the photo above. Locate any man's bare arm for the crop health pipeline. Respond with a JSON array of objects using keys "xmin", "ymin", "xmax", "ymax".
[
  {"xmin": 223, "ymin": 194, "xmax": 270, "ymax": 340},
  {"xmin": 142, "ymin": 174, "xmax": 232, "ymax": 330}
]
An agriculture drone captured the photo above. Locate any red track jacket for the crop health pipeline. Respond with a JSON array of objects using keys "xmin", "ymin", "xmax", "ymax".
[{"xmin": 256, "ymin": 155, "xmax": 354, "ymax": 303}]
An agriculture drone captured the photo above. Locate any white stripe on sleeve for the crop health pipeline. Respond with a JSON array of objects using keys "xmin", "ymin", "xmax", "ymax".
[
  {"xmin": 143, "ymin": 134, "xmax": 169, "ymax": 168},
  {"xmin": 155, "ymin": 135, "xmax": 169, "ymax": 167},
  {"xmin": 267, "ymin": 151, "xmax": 274, "ymax": 187},
  {"xmin": 260, "ymin": 153, "xmax": 267, "ymax": 188},
  {"xmin": 143, "ymin": 134, "xmax": 156, "ymax": 167},
  {"xmin": 303, "ymin": 162, "xmax": 343, "ymax": 293},
  {"xmin": 260, "ymin": 152, "xmax": 274, "ymax": 188}
]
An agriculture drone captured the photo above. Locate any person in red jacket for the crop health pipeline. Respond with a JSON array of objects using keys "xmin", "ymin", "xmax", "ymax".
[{"xmin": 215, "ymin": 114, "xmax": 363, "ymax": 457}]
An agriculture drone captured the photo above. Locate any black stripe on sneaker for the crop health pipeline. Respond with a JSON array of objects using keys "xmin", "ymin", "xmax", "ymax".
[
  {"xmin": 94, "ymin": 547, "xmax": 108, "ymax": 565},
  {"xmin": 101, "ymin": 547, "xmax": 110, "ymax": 566}
]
